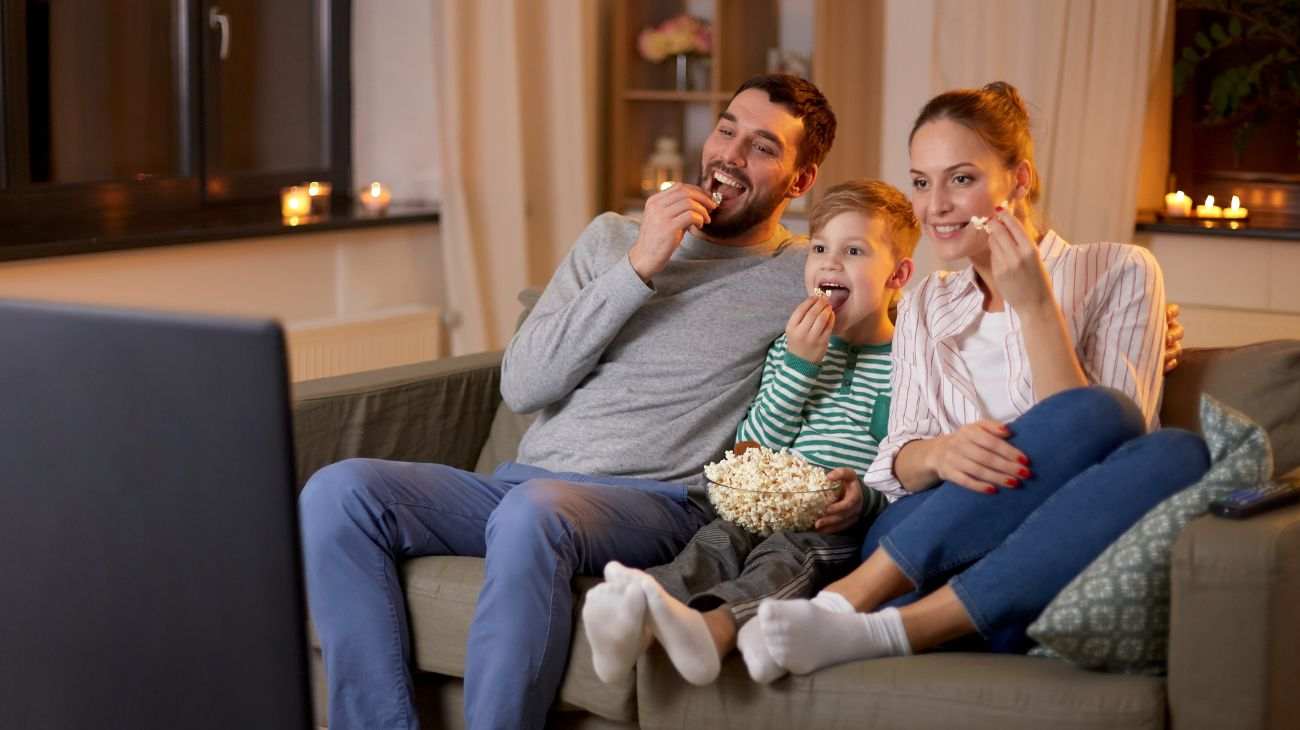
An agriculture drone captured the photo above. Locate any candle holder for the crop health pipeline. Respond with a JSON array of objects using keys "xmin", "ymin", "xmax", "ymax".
[
  {"xmin": 306, "ymin": 181, "xmax": 333, "ymax": 216},
  {"xmin": 281, "ymin": 185, "xmax": 312, "ymax": 221},
  {"xmin": 359, "ymin": 182, "xmax": 392, "ymax": 215}
]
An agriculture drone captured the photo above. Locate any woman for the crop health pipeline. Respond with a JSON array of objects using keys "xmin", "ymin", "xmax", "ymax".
[{"xmin": 739, "ymin": 82, "xmax": 1211, "ymax": 679}]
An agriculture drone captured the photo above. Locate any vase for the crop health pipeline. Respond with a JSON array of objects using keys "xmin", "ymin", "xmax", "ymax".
[{"xmin": 674, "ymin": 54, "xmax": 710, "ymax": 92}]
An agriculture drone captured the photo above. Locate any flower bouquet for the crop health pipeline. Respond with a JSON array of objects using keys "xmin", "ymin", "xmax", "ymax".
[{"xmin": 637, "ymin": 14, "xmax": 712, "ymax": 91}]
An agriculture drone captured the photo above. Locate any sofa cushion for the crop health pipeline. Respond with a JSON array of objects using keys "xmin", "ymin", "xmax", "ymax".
[
  {"xmin": 401, "ymin": 556, "xmax": 637, "ymax": 724},
  {"xmin": 636, "ymin": 650, "xmax": 1165, "ymax": 730},
  {"xmin": 1160, "ymin": 340, "xmax": 1300, "ymax": 475},
  {"xmin": 1027, "ymin": 395, "xmax": 1274, "ymax": 672}
]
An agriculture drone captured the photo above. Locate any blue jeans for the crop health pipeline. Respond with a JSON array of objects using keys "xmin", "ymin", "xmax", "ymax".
[
  {"xmin": 298, "ymin": 460, "xmax": 709, "ymax": 730},
  {"xmin": 863, "ymin": 386, "xmax": 1210, "ymax": 653}
]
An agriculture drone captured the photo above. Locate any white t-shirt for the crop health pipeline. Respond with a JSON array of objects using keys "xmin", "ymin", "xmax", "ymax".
[{"xmin": 953, "ymin": 310, "xmax": 1017, "ymax": 423}]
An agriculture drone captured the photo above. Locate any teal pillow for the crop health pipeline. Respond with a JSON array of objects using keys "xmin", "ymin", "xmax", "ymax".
[{"xmin": 1026, "ymin": 395, "xmax": 1274, "ymax": 673}]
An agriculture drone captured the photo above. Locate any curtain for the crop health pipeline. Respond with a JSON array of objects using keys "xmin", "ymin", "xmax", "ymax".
[
  {"xmin": 932, "ymin": 0, "xmax": 1170, "ymax": 244},
  {"xmin": 435, "ymin": 0, "xmax": 602, "ymax": 355}
]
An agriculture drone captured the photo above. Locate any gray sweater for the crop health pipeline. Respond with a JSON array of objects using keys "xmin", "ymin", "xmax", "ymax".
[{"xmin": 501, "ymin": 212, "xmax": 807, "ymax": 487}]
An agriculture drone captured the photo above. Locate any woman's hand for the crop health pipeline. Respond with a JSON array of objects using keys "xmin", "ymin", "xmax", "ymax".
[
  {"xmin": 927, "ymin": 420, "xmax": 1029, "ymax": 494},
  {"xmin": 785, "ymin": 295, "xmax": 835, "ymax": 363},
  {"xmin": 815, "ymin": 467, "xmax": 864, "ymax": 533},
  {"xmin": 1164, "ymin": 303, "xmax": 1184, "ymax": 373},
  {"xmin": 987, "ymin": 210, "xmax": 1055, "ymax": 312}
]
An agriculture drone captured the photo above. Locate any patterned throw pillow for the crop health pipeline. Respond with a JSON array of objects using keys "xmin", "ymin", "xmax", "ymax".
[{"xmin": 1026, "ymin": 395, "xmax": 1274, "ymax": 674}]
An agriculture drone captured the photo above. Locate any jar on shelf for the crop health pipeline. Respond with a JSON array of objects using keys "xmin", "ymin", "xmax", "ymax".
[{"xmin": 640, "ymin": 136, "xmax": 685, "ymax": 197}]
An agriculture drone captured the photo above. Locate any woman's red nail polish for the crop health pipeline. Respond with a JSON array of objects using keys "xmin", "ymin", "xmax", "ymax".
[
  {"xmin": 995, "ymin": 206, "xmax": 1004, "ymax": 212},
  {"xmin": 1018, "ymin": 468, "xmax": 1031, "ymax": 479},
  {"xmin": 1017, "ymin": 455, "xmax": 1030, "ymax": 466},
  {"xmin": 1005, "ymin": 478, "xmax": 1020, "ymax": 488},
  {"xmin": 985, "ymin": 486, "xmax": 998, "ymax": 495}
]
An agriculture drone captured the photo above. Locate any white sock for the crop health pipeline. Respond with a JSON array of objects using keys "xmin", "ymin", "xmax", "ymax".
[
  {"xmin": 736, "ymin": 616, "xmax": 785, "ymax": 683},
  {"xmin": 582, "ymin": 565, "xmax": 651, "ymax": 684},
  {"xmin": 632, "ymin": 570, "xmax": 721, "ymax": 686},
  {"xmin": 760, "ymin": 591, "xmax": 911, "ymax": 675}
]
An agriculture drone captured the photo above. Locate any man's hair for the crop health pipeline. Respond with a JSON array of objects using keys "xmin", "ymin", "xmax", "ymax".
[
  {"xmin": 731, "ymin": 74, "xmax": 836, "ymax": 170},
  {"xmin": 809, "ymin": 179, "xmax": 920, "ymax": 260}
]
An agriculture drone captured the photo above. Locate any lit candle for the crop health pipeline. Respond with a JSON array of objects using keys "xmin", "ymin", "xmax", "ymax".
[
  {"xmin": 1163, "ymin": 190, "xmax": 1192, "ymax": 218},
  {"xmin": 359, "ymin": 181, "xmax": 391, "ymax": 215},
  {"xmin": 306, "ymin": 181, "xmax": 332, "ymax": 215},
  {"xmin": 1195, "ymin": 194, "xmax": 1222, "ymax": 219},
  {"xmin": 281, "ymin": 186, "xmax": 311, "ymax": 219},
  {"xmin": 1222, "ymin": 195, "xmax": 1248, "ymax": 220}
]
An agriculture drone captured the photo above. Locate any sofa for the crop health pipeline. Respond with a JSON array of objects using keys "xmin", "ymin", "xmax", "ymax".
[{"xmin": 291, "ymin": 337, "xmax": 1300, "ymax": 730}]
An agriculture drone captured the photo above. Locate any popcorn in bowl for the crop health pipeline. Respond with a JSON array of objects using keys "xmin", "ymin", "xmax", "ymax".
[{"xmin": 703, "ymin": 446, "xmax": 840, "ymax": 535}]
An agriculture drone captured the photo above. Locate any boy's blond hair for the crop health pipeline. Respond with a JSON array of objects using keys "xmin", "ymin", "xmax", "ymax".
[{"xmin": 809, "ymin": 179, "xmax": 920, "ymax": 261}]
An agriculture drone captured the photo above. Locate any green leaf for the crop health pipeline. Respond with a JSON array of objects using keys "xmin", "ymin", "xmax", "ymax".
[
  {"xmin": 1229, "ymin": 16, "xmax": 1242, "ymax": 37},
  {"xmin": 1182, "ymin": 46, "xmax": 1201, "ymax": 63},
  {"xmin": 1211, "ymin": 23, "xmax": 1229, "ymax": 45},
  {"xmin": 1174, "ymin": 59, "xmax": 1192, "ymax": 95},
  {"xmin": 1196, "ymin": 32, "xmax": 1213, "ymax": 52}
]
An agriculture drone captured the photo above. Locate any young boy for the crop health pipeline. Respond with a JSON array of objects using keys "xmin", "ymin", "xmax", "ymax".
[{"xmin": 582, "ymin": 179, "xmax": 920, "ymax": 686}]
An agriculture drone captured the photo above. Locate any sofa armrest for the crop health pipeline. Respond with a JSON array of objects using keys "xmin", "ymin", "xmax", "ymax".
[
  {"xmin": 290, "ymin": 351, "xmax": 504, "ymax": 488},
  {"xmin": 1167, "ymin": 501, "xmax": 1300, "ymax": 730}
]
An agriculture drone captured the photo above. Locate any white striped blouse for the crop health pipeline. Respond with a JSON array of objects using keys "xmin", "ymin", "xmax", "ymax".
[{"xmin": 863, "ymin": 230, "xmax": 1168, "ymax": 502}]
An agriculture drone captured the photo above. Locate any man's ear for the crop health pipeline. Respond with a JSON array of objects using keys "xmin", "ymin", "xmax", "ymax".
[
  {"xmin": 889, "ymin": 257, "xmax": 915, "ymax": 290},
  {"xmin": 788, "ymin": 163, "xmax": 819, "ymax": 199}
]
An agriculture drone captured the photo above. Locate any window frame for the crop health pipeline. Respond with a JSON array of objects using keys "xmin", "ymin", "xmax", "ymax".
[{"xmin": 0, "ymin": 0, "xmax": 352, "ymax": 229}]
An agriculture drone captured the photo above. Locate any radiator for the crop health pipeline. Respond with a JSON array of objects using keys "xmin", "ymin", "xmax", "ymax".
[{"xmin": 284, "ymin": 307, "xmax": 443, "ymax": 382}]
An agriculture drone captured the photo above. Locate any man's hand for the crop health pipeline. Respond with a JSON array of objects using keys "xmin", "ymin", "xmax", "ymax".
[
  {"xmin": 785, "ymin": 295, "xmax": 834, "ymax": 363},
  {"xmin": 628, "ymin": 183, "xmax": 718, "ymax": 284},
  {"xmin": 927, "ymin": 420, "xmax": 1029, "ymax": 495},
  {"xmin": 1164, "ymin": 303, "xmax": 1184, "ymax": 373},
  {"xmin": 815, "ymin": 467, "xmax": 864, "ymax": 533}
]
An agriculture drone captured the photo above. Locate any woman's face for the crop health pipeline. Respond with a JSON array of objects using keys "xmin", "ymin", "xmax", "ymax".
[{"xmin": 908, "ymin": 119, "xmax": 1018, "ymax": 262}]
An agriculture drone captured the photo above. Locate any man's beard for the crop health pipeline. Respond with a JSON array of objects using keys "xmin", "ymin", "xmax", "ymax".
[{"xmin": 697, "ymin": 167, "xmax": 793, "ymax": 239}]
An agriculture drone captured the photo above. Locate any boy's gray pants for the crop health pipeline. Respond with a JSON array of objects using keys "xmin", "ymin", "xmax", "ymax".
[{"xmin": 646, "ymin": 516, "xmax": 870, "ymax": 624}]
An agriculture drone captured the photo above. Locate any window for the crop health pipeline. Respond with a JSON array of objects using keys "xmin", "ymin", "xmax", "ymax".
[{"xmin": 0, "ymin": 0, "xmax": 351, "ymax": 231}]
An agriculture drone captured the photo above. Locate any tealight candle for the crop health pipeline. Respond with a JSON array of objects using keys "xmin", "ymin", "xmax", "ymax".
[
  {"xmin": 281, "ymin": 186, "xmax": 311, "ymax": 219},
  {"xmin": 1222, "ymin": 195, "xmax": 1248, "ymax": 220},
  {"xmin": 1163, "ymin": 190, "xmax": 1192, "ymax": 218},
  {"xmin": 359, "ymin": 181, "xmax": 391, "ymax": 215},
  {"xmin": 306, "ymin": 181, "xmax": 332, "ymax": 215},
  {"xmin": 1195, "ymin": 194, "xmax": 1222, "ymax": 219}
]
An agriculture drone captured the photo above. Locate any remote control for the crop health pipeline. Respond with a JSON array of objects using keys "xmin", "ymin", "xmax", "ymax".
[{"xmin": 1209, "ymin": 478, "xmax": 1300, "ymax": 519}]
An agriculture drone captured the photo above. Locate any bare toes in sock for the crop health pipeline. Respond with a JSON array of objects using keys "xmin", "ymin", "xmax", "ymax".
[
  {"xmin": 737, "ymin": 616, "xmax": 785, "ymax": 683},
  {"xmin": 583, "ymin": 580, "xmax": 649, "ymax": 684},
  {"xmin": 637, "ymin": 574, "xmax": 721, "ymax": 686}
]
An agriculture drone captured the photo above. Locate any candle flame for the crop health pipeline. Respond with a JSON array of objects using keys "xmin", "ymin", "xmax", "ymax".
[
  {"xmin": 1174, "ymin": 190, "xmax": 1185, "ymax": 200},
  {"xmin": 1204, "ymin": 195, "xmax": 1215, "ymax": 207},
  {"xmin": 370, "ymin": 182, "xmax": 382, "ymax": 197},
  {"xmin": 1230, "ymin": 195, "xmax": 1240, "ymax": 209},
  {"xmin": 308, "ymin": 182, "xmax": 321, "ymax": 195}
]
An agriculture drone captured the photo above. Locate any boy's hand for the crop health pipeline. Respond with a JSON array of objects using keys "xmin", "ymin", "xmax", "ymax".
[
  {"xmin": 628, "ymin": 183, "xmax": 717, "ymax": 284},
  {"xmin": 815, "ymin": 467, "xmax": 864, "ymax": 534},
  {"xmin": 785, "ymin": 295, "xmax": 835, "ymax": 363}
]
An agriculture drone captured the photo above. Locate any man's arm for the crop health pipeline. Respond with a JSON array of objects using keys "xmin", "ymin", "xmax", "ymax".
[{"xmin": 499, "ymin": 214, "xmax": 654, "ymax": 414}]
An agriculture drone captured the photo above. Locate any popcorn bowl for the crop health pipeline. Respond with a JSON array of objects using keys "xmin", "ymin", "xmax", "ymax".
[{"xmin": 706, "ymin": 478, "xmax": 840, "ymax": 535}]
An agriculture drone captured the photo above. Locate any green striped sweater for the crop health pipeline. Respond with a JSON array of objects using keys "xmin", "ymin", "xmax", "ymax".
[{"xmin": 736, "ymin": 334, "xmax": 892, "ymax": 478}]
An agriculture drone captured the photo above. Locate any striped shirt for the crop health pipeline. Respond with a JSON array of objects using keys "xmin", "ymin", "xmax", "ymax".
[
  {"xmin": 864, "ymin": 230, "xmax": 1167, "ymax": 502},
  {"xmin": 736, "ymin": 334, "xmax": 893, "ymax": 478}
]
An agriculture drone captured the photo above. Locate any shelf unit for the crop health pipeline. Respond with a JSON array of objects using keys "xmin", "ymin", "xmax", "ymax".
[{"xmin": 607, "ymin": 0, "xmax": 781, "ymax": 211}]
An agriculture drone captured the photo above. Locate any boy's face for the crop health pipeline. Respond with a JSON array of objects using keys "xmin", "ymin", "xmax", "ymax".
[
  {"xmin": 805, "ymin": 212, "xmax": 902, "ymax": 336},
  {"xmin": 698, "ymin": 89, "xmax": 807, "ymax": 238}
]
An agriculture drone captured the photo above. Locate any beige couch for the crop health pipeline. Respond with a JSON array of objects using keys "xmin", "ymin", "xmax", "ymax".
[{"xmin": 292, "ymin": 340, "xmax": 1300, "ymax": 730}]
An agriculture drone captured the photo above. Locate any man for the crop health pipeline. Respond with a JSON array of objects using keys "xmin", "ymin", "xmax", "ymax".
[{"xmin": 299, "ymin": 74, "xmax": 836, "ymax": 730}]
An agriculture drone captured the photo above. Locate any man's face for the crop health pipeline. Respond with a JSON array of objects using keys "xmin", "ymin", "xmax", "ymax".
[{"xmin": 697, "ymin": 88, "xmax": 807, "ymax": 238}]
